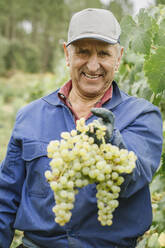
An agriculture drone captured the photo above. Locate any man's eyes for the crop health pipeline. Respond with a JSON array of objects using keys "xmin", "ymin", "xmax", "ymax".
[
  {"xmin": 98, "ymin": 51, "xmax": 110, "ymax": 57},
  {"xmin": 77, "ymin": 49, "xmax": 89, "ymax": 55},
  {"xmin": 76, "ymin": 49, "xmax": 111, "ymax": 57}
]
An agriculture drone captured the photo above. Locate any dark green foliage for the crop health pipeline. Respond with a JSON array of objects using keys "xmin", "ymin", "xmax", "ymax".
[
  {"xmin": 144, "ymin": 47, "xmax": 165, "ymax": 93},
  {"xmin": 118, "ymin": 5, "xmax": 165, "ymax": 113},
  {"xmin": 117, "ymin": 6, "xmax": 165, "ymax": 246}
]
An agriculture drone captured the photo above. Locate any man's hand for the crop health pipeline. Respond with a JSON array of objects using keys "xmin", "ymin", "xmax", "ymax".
[
  {"xmin": 91, "ymin": 108, "xmax": 115, "ymax": 143},
  {"xmin": 91, "ymin": 107, "xmax": 126, "ymax": 149}
]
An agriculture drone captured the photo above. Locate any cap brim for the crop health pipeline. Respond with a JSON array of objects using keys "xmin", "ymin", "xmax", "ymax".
[{"xmin": 66, "ymin": 33, "xmax": 119, "ymax": 47}]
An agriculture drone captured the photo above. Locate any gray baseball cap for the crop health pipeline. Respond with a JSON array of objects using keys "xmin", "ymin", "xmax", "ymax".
[{"xmin": 66, "ymin": 8, "xmax": 121, "ymax": 47}]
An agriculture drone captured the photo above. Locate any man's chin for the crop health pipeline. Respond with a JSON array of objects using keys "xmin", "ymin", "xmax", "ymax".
[{"xmin": 80, "ymin": 88, "xmax": 103, "ymax": 99}]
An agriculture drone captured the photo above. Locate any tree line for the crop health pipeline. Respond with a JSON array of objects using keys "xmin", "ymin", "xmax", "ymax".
[{"xmin": 0, "ymin": 0, "xmax": 134, "ymax": 75}]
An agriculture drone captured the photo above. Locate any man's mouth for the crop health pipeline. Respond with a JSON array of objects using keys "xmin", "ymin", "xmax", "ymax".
[{"xmin": 82, "ymin": 72, "xmax": 103, "ymax": 79}]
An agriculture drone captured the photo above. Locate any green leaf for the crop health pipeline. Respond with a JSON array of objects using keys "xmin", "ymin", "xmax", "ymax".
[
  {"xmin": 154, "ymin": 19, "xmax": 165, "ymax": 46},
  {"xmin": 131, "ymin": 28, "xmax": 152, "ymax": 55},
  {"xmin": 120, "ymin": 15, "xmax": 136, "ymax": 48},
  {"xmin": 154, "ymin": 32, "xmax": 165, "ymax": 47},
  {"xmin": 144, "ymin": 46, "xmax": 165, "ymax": 93},
  {"xmin": 139, "ymin": 85, "xmax": 153, "ymax": 100},
  {"xmin": 138, "ymin": 8, "xmax": 154, "ymax": 30},
  {"xmin": 159, "ymin": 18, "xmax": 165, "ymax": 31},
  {"xmin": 152, "ymin": 92, "xmax": 165, "ymax": 107},
  {"xmin": 124, "ymin": 51, "xmax": 144, "ymax": 64}
]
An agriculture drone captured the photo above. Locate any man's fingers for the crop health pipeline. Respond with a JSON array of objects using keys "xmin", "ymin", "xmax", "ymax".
[{"xmin": 91, "ymin": 108, "xmax": 115, "ymax": 124}]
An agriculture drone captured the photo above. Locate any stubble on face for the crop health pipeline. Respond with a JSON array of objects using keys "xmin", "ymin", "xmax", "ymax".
[{"xmin": 65, "ymin": 39, "xmax": 123, "ymax": 100}]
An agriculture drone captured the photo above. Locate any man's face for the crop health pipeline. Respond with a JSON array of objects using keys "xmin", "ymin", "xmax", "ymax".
[{"xmin": 64, "ymin": 39, "xmax": 123, "ymax": 98}]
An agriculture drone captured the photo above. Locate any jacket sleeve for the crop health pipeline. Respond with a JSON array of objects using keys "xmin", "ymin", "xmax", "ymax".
[
  {"xmin": 0, "ymin": 114, "xmax": 25, "ymax": 248},
  {"xmin": 119, "ymin": 105, "xmax": 163, "ymax": 198}
]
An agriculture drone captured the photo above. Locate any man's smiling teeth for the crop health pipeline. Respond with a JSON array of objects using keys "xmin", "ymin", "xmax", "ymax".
[{"xmin": 83, "ymin": 72, "xmax": 101, "ymax": 79}]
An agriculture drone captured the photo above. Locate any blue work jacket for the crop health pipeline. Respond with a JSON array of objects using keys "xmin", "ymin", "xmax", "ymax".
[{"xmin": 0, "ymin": 81, "xmax": 163, "ymax": 248}]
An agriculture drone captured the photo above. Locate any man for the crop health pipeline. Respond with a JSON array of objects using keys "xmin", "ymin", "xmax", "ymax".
[{"xmin": 0, "ymin": 8, "xmax": 163, "ymax": 248}]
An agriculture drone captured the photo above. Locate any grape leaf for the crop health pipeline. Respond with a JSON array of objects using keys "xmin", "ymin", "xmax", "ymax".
[
  {"xmin": 138, "ymin": 8, "xmax": 154, "ymax": 30},
  {"xmin": 144, "ymin": 46, "xmax": 165, "ymax": 93},
  {"xmin": 160, "ymin": 18, "xmax": 165, "ymax": 31},
  {"xmin": 154, "ymin": 32, "xmax": 165, "ymax": 47},
  {"xmin": 131, "ymin": 27, "xmax": 152, "ymax": 55},
  {"xmin": 154, "ymin": 19, "xmax": 165, "ymax": 46},
  {"xmin": 120, "ymin": 15, "xmax": 136, "ymax": 48}
]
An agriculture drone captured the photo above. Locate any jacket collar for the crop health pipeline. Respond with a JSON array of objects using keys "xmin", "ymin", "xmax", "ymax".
[
  {"xmin": 42, "ymin": 81, "xmax": 123, "ymax": 109},
  {"xmin": 42, "ymin": 89, "xmax": 62, "ymax": 106},
  {"xmin": 104, "ymin": 81, "xmax": 123, "ymax": 110}
]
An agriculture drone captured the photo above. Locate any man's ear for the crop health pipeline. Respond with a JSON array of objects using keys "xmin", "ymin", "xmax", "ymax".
[
  {"xmin": 63, "ymin": 42, "xmax": 70, "ymax": 67},
  {"xmin": 115, "ymin": 46, "xmax": 124, "ymax": 71},
  {"xmin": 120, "ymin": 46, "xmax": 124, "ymax": 60}
]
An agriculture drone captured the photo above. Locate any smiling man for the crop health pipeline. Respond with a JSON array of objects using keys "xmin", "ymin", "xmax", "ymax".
[
  {"xmin": 63, "ymin": 39, "xmax": 123, "ymax": 119},
  {"xmin": 0, "ymin": 8, "xmax": 163, "ymax": 248}
]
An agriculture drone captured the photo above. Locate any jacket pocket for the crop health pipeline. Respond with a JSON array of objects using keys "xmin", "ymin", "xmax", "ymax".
[{"xmin": 22, "ymin": 141, "xmax": 51, "ymax": 197}]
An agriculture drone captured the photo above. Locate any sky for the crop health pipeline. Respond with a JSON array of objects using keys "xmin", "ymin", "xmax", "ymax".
[
  {"xmin": 131, "ymin": 0, "xmax": 155, "ymax": 14},
  {"xmin": 101, "ymin": 0, "xmax": 155, "ymax": 14}
]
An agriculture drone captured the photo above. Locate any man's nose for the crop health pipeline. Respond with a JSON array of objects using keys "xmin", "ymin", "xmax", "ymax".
[{"xmin": 86, "ymin": 54, "xmax": 100, "ymax": 73}]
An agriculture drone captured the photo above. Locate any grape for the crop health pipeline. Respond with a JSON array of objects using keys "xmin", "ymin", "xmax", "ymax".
[
  {"xmin": 45, "ymin": 170, "xmax": 53, "ymax": 180},
  {"xmin": 60, "ymin": 176, "xmax": 67, "ymax": 185},
  {"xmin": 45, "ymin": 117, "xmax": 137, "ymax": 226}
]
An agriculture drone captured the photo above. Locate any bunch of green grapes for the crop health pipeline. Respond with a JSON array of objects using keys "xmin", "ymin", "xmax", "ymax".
[{"xmin": 45, "ymin": 118, "xmax": 137, "ymax": 226}]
